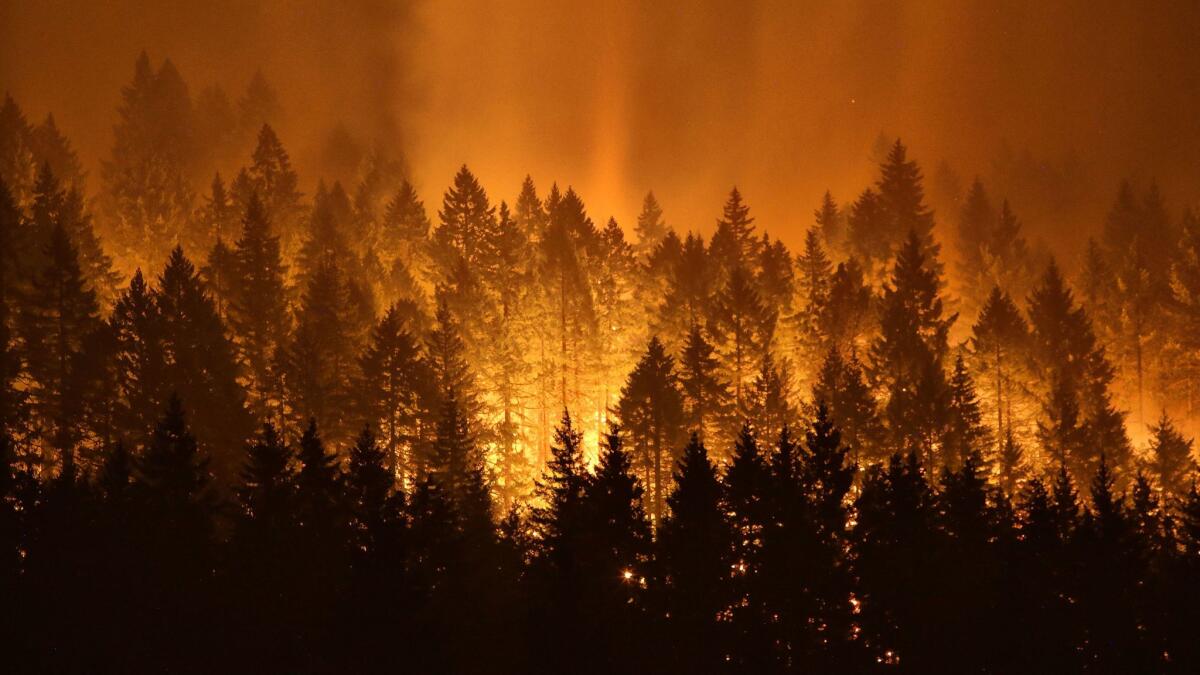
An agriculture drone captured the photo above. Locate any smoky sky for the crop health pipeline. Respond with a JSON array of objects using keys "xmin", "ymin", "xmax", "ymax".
[{"xmin": 2, "ymin": 0, "xmax": 1198, "ymax": 254}]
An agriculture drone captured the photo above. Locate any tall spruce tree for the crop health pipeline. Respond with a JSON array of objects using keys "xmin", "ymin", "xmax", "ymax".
[
  {"xmin": 617, "ymin": 337, "xmax": 685, "ymax": 527},
  {"xmin": 677, "ymin": 323, "xmax": 734, "ymax": 455}
]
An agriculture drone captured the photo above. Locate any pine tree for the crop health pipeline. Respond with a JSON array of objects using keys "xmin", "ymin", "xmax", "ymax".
[
  {"xmin": 0, "ymin": 95, "xmax": 37, "ymax": 205},
  {"xmin": 722, "ymin": 423, "xmax": 771, "ymax": 669},
  {"xmin": 996, "ymin": 427, "xmax": 1027, "ymax": 497},
  {"xmin": 814, "ymin": 190, "xmax": 843, "ymax": 255},
  {"xmin": 379, "ymin": 179, "xmax": 431, "ymax": 293},
  {"xmin": 228, "ymin": 193, "xmax": 289, "ymax": 422},
  {"xmin": 711, "ymin": 265, "xmax": 767, "ymax": 408},
  {"xmin": 968, "ymin": 286, "xmax": 1029, "ymax": 454},
  {"xmin": 943, "ymin": 354, "xmax": 990, "ymax": 471},
  {"xmin": 101, "ymin": 53, "xmax": 196, "ymax": 271},
  {"xmin": 617, "ymin": 337, "xmax": 685, "ymax": 527},
  {"xmin": 355, "ymin": 304, "xmax": 432, "ymax": 484},
  {"xmin": 817, "ymin": 258, "xmax": 874, "ymax": 356},
  {"xmin": 287, "ymin": 256, "xmax": 361, "ymax": 449},
  {"xmin": 428, "ymin": 390, "xmax": 492, "ymax": 529},
  {"xmin": 153, "ymin": 246, "xmax": 252, "ymax": 483},
  {"xmin": 237, "ymin": 71, "xmax": 282, "ymax": 140},
  {"xmin": 344, "ymin": 426, "xmax": 404, "ymax": 556},
  {"xmin": 869, "ymin": 230, "xmax": 954, "ymax": 464},
  {"xmin": 1028, "ymin": 260, "xmax": 1130, "ymax": 483},
  {"xmin": 677, "ymin": 323, "xmax": 734, "ymax": 455},
  {"xmin": 794, "ymin": 404, "xmax": 859, "ymax": 668},
  {"xmin": 793, "ymin": 227, "xmax": 832, "ymax": 373},
  {"xmin": 633, "ymin": 191, "xmax": 667, "ymax": 259},
  {"xmin": 432, "ymin": 164, "xmax": 497, "ymax": 280},
  {"xmin": 742, "ymin": 351, "xmax": 798, "ymax": 446},
  {"xmin": 109, "ymin": 270, "xmax": 166, "ymax": 447},
  {"xmin": 135, "ymin": 396, "xmax": 217, "ymax": 577},
  {"xmin": 657, "ymin": 232, "xmax": 712, "ymax": 348},
  {"xmin": 233, "ymin": 125, "xmax": 302, "ymax": 258},
  {"xmin": 1145, "ymin": 411, "xmax": 1194, "ymax": 501},
  {"xmin": 853, "ymin": 451, "xmax": 937, "ymax": 669},
  {"xmin": 847, "ymin": 188, "xmax": 891, "ymax": 280},
  {"xmin": 191, "ymin": 174, "xmax": 239, "ymax": 262},
  {"xmin": 877, "ymin": 139, "xmax": 937, "ymax": 267},
  {"xmin": 659, "ymin": 433, "xmax": 731, "ymax": 671},
  {"xmin": 18, "ymin": 223, "xmax": 100, "ymax": 454},
  {"xmin": 812, "ymin": 347, "xmax": 884, "ymax": 466},
  {"xmin": 530, "ymin": 410, "xmax": 587, "ymax": 563},
  {"xmin": 709, "ymin": 187, "xmax": 759, "ymax": 276}
]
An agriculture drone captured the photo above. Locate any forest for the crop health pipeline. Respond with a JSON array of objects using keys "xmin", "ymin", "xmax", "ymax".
[{"xmin": 3, "ymin": 51, "xmax": 1200, "ymax": 673}]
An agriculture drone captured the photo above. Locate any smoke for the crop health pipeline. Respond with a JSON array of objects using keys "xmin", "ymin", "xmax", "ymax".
[{"xmin": 3, "ymin": 0, "xmax": 1198, "ymax": 254}]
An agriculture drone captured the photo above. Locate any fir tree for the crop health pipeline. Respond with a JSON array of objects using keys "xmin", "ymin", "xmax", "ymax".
[
  {"xmin": 617, "ymin": 337, "xmax": 685, "ymax": 527},
  {"xmin": 709, "ymin": 187, "xmax": 759, "ymax": 276},
  {"xmin": 659, "ymin": 433, "xmax": 731, "ymax": 671},
  {"xmin": 228, "ymin": 193, "xmax": 289, "ymax": 422},
  {"xmin": 968, "ymin": 286, "xmax": 1029, "ymax": 454},
  {"xmin": 943, "ymin": 354, "xmax": 990, "ymax": 471},
  {"xmin": 817, "ymin": 257, "xmax": 873, "ymax": 356},
  {"xmin": 868, "ymin": 230, "xmax": 954, "ymax": 464},
  {"xmin": 153, "ymin": 246, "xmax": 252, "ymax": 483},
  {"xmin": 355, "ymin": 304, "xmax": 431, "ymax": 483},
  {"xmin": 101, "ymin": 53, "xmax": 196, "ymax": 271},
  {"xmin": 677, "ymin": 323, "xmax": 734, "ymax": 455},
  {"xmin": 711, "ymin": 265, "xmax": 767, "ymax": 408},
  {"xmin": 432, "ymin": 164, "xmax": 497, "ymax": 279},
  {"xmin": 18, "ymin": 223, "xmax": 100, "ymax": 454},
  {"xmin": 812, "ymin": 347, "xmax": 884, "ymax": 466},
  {"xmin": 287, "ymin": 256, "xmax": 361, "ymax": 448},
  {"xmin": 814, "ymin": 190, "xmax": 843, "ymax": 255},
  {"xmin": 633, "ymin": 191, "xmax": 667, "ymax": 259},
  {"xmin": 1145, "ymin": 411, "xmax": 1195, "ymax": 502}
]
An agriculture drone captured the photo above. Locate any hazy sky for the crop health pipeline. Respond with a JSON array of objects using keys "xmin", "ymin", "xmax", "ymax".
[{"xmin": 3, "ymin": 0, "xmax": 1198, "ymax": 253}]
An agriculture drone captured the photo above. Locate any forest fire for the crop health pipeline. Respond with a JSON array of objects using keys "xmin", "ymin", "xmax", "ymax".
[{"xmin": 3, "ymin": 1, "xmax": 1200, "ymax": 673}]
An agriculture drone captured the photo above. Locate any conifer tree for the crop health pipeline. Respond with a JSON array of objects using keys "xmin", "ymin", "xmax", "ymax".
[
  {"xmin": 617, "ymin": 337, "xmax": 685, "ymax": 526},
  {"xmin": 227, "ymin": 193, "xmax": 289, "ymax": 422},
  {"xmin": 853, "ymin": 452, "xmax": 937, "ymax": 669},
  {"xmin": 869, "ymin": 230, "xmax": 954, "ymax": 463},
  {"xmin": 742, "ymin": 351, "xmax": 798, "ymax": 447},
  {"xmin": 996, "ymin": 427, "xmax": 1028, "ymax": 497},
  {"xmin": 432, "ymin": 164, "xmax": 497, "ymax": 279},
  {"xmin": 1145, "ymin": 411, "xmax": 1195, "ymax": 501},
  {"xmin": 288, "ymin": 256, "xmax": 361, "ymax": 449},
  {"xmin": 709, "ymin": 187, "xmax": 759, "ymax": 276},
  {"xmin": 1027, "ymin": 260, "xmax": 1131, "ymax": 482},
  {"xmin": 633, "ymin": 191, "xmax": 667, "ymax": 259},
  {"xmin": 677, "ymin": 323, "xmax": 734, "ymax": 455},
  {"xmin": 109, "ymin": 270, "xmax": 166, "ymax": 447},
  {"xmin": 101, "ymin": 53, "xmax": 196, "ymax": 271},
  {"xmin": 530, "ymin": 410, "xmax": 587, "ymax": 565},
  {"xmin": 0, "ymin": 95, "xmax": 38, "ymax": 205},
  {"xmin": 943, "ymin": 354, "xmax": 990, "ymax": 471},
  {"xmin": 812, "ymin": 347, "xmax": 884, "ymax": 466},
  {"xmin": 656, "ymin": 232, "xmax": 711, "ymax": 349},
  {"xmin": 659, "ymin": 433, "xmax": 731, "ymax": 671},
  {"xmin": 344, "ymin": 426, "xmax": 404, "ymax": 557},
  {"xmin": 793, "ymin": 227, "xmax": 832, "ymax": 373},
  {"xmin": 233, "ymin": 124, "xmax": 302, "ymax": 258},
  {"xmin": 711, "ymin": 265, "xmax": 767, "ymax": 407},
  {"xmin": 814, "ymin": 190, "xmax": 843, "ymax": 255},
  {"xmin": 847, "ymin": 187, "xmax": 891, "ymax": 280},
  {"xmin": 18, "ymin": 223, "xmax": 100, "ymax": 454},
  {"xmin": 721, "ymin": 423, "xmax": 771, "ymax": 669},
  {"xmin": 969, "ymin": 286, "xmax": 1029, "ymax": 450},
  {"xmin": 190, "ymin": 173, "xmax": 239, "ymax": 258},
  {"xmin": 379, "ymin": 179, "xmax": 432, "ymax": 294},
  {"xmin": 817, "ymin": 257, "xmax": 873, "ymax": 356},
  {"xmin": 153, "ymin": 246, "xmax": 252, "ymax": 482},
  {"xmin": 355, "ymin": 304, "xmax": 431, "ymax": 483},
  {"xmin": 877, "ymin": 139, "xmax": 937, "ymax": 266}
]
